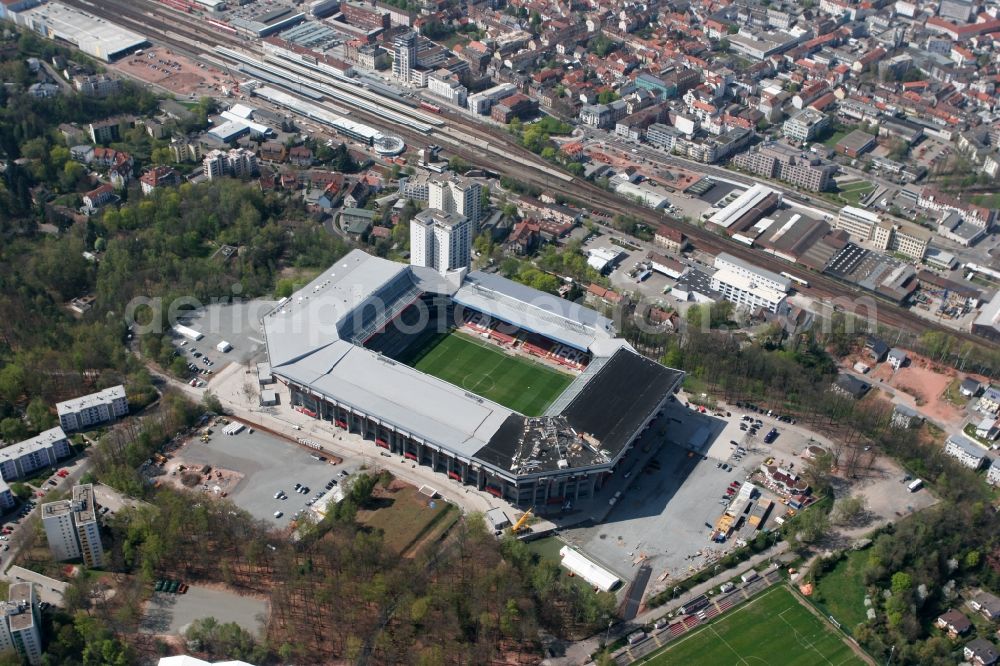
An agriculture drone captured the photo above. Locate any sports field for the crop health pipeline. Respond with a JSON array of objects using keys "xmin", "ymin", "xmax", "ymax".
[
  {"xmin": 641, "ymin": 586, "xmax": 866, "ymax": 666},
  {"xmin": 402, "ymin": 331, "xmax": 573, "ymax": 416}
]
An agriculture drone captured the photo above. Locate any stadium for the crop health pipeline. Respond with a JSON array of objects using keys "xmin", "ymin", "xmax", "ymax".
[{"xmin": 261, "ymin": 250, "xmax": 684, "ymax": 507}]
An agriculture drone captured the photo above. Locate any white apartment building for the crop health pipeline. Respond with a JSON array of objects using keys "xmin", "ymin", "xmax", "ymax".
[
  {"xmin": 202, "ymin": 148, "xmax": 258, "ymax": 181},
  {"xmin": 944, "ymin": 434, "xmax": 988, "ymax": 469},
  {"xmin": 41, "ymin": 484, "xmax": 105, "ymax": 568},
  {"xmin": 428, "ymin": 172, "xmax": 483, "ymax": 228},
  {"xmin": 410, "ymin": 209, "xmax": 471, "ymax": 274},
  {"xmin": 74, "ymin": 74, "xmax": 121, "ymax": 97},
  {"xmin": 782, "ymin": 108, "xmax": 829, "ymax": 143},
  {"xmin": 427, "ymin": 69, "xmax": 467, "ymax": 107},
  {"xmin": 56, "ymin": 384, "xmax": 128, "ymax": 432},
  {"xmin": 0, "ymin": 583, "xmax": 41, "ymax": 665},
  {"xmin": 0, "ymin": 427, "xmax": 71, "ymax": 482}
]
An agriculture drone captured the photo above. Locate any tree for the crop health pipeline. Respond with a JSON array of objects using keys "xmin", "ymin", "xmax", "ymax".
[
  {"xmin": 26, "ymin": 397, "xmax": 55, "ymax": 431},
  {"xmin": 832, "ymin": 495, "xmax": 868, "ymax": 526},
  {"xmin": 890, "ymin": 571, "xmax": 912, "ymax": 594}
]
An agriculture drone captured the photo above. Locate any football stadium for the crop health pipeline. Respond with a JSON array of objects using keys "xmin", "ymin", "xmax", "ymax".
[{"xmin": 262, "ymin": 250, "xmax": 684, "ymax": 506}]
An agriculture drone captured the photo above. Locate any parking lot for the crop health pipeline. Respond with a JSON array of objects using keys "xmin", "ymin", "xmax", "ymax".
[
  {"xmin": 170, "ymin": 301, "xmax": 275, "ymax": 380},
  {"xmin": 560, "ymin": 398, "xmax": 835, "ymax": 591},
  {"xmin": 173, "ymin": 428, "xmax": 362, "ymax": 528},
  {"xmin": 140, "ymin": 584, "xmax": 268, "ymax": 636}
]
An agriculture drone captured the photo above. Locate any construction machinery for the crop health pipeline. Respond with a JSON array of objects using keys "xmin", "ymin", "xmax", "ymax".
[{"xmin": 510, "ymin": 507, "xmax": 534, "ymax": 534}]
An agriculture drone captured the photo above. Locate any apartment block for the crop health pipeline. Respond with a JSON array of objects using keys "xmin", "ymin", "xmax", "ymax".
[
  {"xmin": 41, "ymin": 484, "xmax": 105, "ymax": 568},
  {"xmin": 782, "ymin": 108, "xmax": 829, "ymax": 143},
  {"xmin": 944, "ymin": 434, "xmax": 988, "ymax": 469},
  {"xmin": 0, "ymin": 427, "xmax": 71, "ymax": 482},
  {"xmin": 56, "ymin": 385, "xmax": 128, "ymax": 432},
  {"xmin": 428, "ymin": 172, "xmax": 483, "ymax": 227},
  {"xmin": 410, "ymin": 209, "xmax": 471, "ymax": 274},
  {"xmin": 0, "ymin": 583, "xmax": 41, "ymax": 665}
]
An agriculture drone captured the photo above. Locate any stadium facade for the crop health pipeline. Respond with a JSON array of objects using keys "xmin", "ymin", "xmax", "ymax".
[{"xmin": 262, "ymin": 250, "xmax": 684, "ymax": 507}]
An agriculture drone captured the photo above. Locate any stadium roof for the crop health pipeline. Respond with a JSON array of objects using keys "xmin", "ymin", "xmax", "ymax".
[
  {"xmin": 277, "ymin": 341, "xmax": 513, "ymax": 458},
  {"xmin": 263, "ymin": 250, "xmax": 410, "ymax": 367},
  {"xmin": 264, "ymin": 251, "xmax": 684, "ymax": 479},
  {"xmin": 453, "ymin": 272, "xmax": 614, "ymax": 352}
]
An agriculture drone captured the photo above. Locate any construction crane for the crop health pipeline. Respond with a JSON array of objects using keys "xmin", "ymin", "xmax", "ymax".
[{"xmin": 510, "ymin": 507, "xmax": 534, "ymax": 534}]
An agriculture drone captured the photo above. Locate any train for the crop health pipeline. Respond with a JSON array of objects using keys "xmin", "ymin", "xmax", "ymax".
[
  {"xmin": 418, "ymin": 100, "xmax": 441, "ymax": 113},
  {"xmin": 206, "ymin": 18, "xmax": 238, "ymax": 35},
  {"xmin": 780, "ymin": 271, "xmax": 810, "ymax": 288}
]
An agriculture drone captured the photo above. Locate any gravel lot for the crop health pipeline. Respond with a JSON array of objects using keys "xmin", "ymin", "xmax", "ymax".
[
  {"xmin": 140, "ymin": 585, "xmax": 268, "ymax": 636},
  {"xmin": 177, "ymin": 429, "xmax": 361, "ymax": 528}
]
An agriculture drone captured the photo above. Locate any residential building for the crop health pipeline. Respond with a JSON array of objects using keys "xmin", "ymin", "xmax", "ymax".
[
  {"xmin": 654, "ymin": 225, "xmax": 687, "ymax": 253},
  {"xmin": 968, "ymin": 590, "xmax": 1000, "ymax": 620},
  {"xmin": 202, "ymin": 148, "xmax": 258, "ymax": 181},
  {"xmin": 731, "ymin": 143, "xmax": 836, "ymax": 191},
  {"xmin": 981, "ymin": 386, "xmax": 1000, "ymax": 414},
  {"xmin": 428, "ymin": 172, "xmax": 482, "ymax": 227},
  {"xmin": 427, "ymin": 69, "xmax": 467, "ymax": 107},
  {"xmin": 139, "ymin": 166, "xmax": 179, "ymax": 195},
  {"xmin": 961, "ymin": 378, "xmax": 983, "ymax": 398},
  {"xmin": 891, "ymin": 404, "xmax": 922, "ymax": 429},
  {"xmin": 887, "ymin": 348, "xmax": 907, "ymax": 370},
  {"xmin": 82, "ymin": 183, "xmax": 114, "ymax": 210},
  {"xmin": 965, "ymin": 639, "xmax": 1000, "ymax": 666},
  {"xmin": 0, "ymin": 427, "xmax": 71, "ymax": 482},
  {"xmin": 491, "ymin": 94, "xmax": 537, "ymax": 124},
  {"xmin": 56, "ymin": 385, "xmax": 128, "ymax": 432},
  {"xmin": 170, "ymin": 137, "xmax": 203, "ymax": 163},
  {"xmin": 74, "ymin": 74, "xmax": 121, "ymax": 97},
  {"xmin": 392, "ymin": 31, "xmax": 417, "ymax": 83},
  {"xmin": 832, "ymin": 374, "xmax": 871, "ymax": 399},
  {"xmin": 0, "ymin": 583, "xmax": 42, "ymax": 665},
  {"xmin": 41, "ymin": 484, "xmax": 104, "ymax": 568},
  {"xmin": 944, "ymin": 434, "xmax": 988, "ymax": 469},
  {"xmin": 783, "ymin": 108, "xmax": 829, "ymax": 143},
  {"xmin": 937, "ymin": 608, "xmax": 973, "ymax": 636},
  {"xmin": 646, "ymin": 123, "xmax": 681, "ymax": 151},
  {"xmin": 410, "ymin": 208, "xmax": 471, "ymax": 274},
  {"xmin": 340, "ymin": 208, "xmax": 376, "ymax": 239},
  {"xmin": 88, "ymin": 119, "xmax": 120, "ymax": 144}
]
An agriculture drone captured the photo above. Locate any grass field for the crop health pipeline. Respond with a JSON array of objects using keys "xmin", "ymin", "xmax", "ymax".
[
  {"xmin": 402, "ymin": 331, "xmax": 574, "ymax": 416},
  {"xmin": 356, "ymin": 485, "xmax": 458, "ymax": 555},
  {"xmin": 813, "ymin": 550, "xmax": 869, "ymax": 632},
  {"xmin": 641, "ymin": 586, "xmax": 865, "ymax": 666},
  {"xmin": 838, "ymin": 181, "xmax": 876, "ymax": 205}
]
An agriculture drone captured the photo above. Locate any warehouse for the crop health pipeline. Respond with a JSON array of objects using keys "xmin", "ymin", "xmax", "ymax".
[{"xmin": 10, "ymin": 2, "xmax": 147, "ymax": 62}]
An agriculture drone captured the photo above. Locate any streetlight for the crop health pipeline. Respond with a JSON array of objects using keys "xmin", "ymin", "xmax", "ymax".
[
  {"xmin": 604, "ymin": 618, "xmax": 614, "ymax": 648},
  {"xmin": 885, "ymin": 645, "xmax": 895, "ymax": 666}
]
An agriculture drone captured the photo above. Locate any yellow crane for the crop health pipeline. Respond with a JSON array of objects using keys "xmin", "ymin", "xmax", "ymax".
[{"xmin": 510, "ymin": 507, "xmax": 534, "ymax": 534}]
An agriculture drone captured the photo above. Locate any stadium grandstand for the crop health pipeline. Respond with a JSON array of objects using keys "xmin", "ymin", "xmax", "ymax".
[{"xmin": 262, "ymin": 250, "xmax": 683, "ymax": 506}]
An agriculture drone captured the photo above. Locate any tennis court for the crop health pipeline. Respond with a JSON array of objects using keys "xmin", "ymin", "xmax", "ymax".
[
  {"xmin": 640, "ymin": 586, "xmax": 866, "ymax": 666},
  {"xmin": 405, "ymin": 331, "xmax": 573, "ymax": 416}
]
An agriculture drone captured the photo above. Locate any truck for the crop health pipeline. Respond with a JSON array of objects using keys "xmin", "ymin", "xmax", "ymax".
[{"xmin": 907, "ymin": 478, "xmax": 923, "ymax": 492}]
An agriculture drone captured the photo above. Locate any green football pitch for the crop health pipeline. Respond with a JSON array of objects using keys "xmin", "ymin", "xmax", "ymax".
[
  {"xmin": 639, "ymin": 586, "xmax": 866, "ymax": 666},
  {"xmin": 401, "ymin": 331, "xmax": 574, "ymax": 416}
]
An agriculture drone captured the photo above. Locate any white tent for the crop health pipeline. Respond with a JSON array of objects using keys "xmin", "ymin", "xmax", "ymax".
[{"xmin": 559, "ymin": 546, "xmax": 621, "ymax": 592}]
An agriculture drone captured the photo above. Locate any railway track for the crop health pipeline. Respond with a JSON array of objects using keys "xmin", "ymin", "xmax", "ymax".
[{"xmin": 61, "ymin": 0, "xmax": 995, "ymax": 347}]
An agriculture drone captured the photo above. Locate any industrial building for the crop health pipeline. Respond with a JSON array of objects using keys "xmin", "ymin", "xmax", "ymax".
[
  {"xmin": 56, "ymin": 385, "xmax": 128, "ymax": 432},
  {"xmin": 710, "ymin": 253, "xmax": 791, "ymax": 313},
  {"xmin": 0, "ymin": 427, "xmax": 72, "ymax": 482},
  {"xmin": 262, "ymin": 250, "xmax": 684, "ymax": 506},
  {"xmin": 41, "ymin": 484, "xmax": 105, "ymax": 568},
  {"xmin": 8, "ymin": 2, "xmax": 147, "ymax": 62},
  {"xmin": 707, "ymin": 184, "xmax": 783, "ymax": 235}
]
